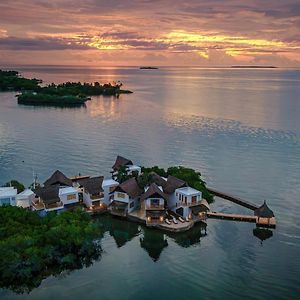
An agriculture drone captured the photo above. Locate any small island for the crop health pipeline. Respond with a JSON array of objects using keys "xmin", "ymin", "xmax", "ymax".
[
  {"xmin": 231, "ymin": 65, "xmax": 277, "ymax": 69},
  {"xmin": 139, "ymin": 67, "xmax": 159, "ymax": 69},
  {"xmin": 0, "ymin": 69, "xmax": 133, "ymax": 107}
]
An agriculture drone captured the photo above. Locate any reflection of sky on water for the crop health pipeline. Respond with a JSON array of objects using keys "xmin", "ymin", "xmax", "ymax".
[{"xmin": 0, "ymin": 67, "xmax": 300, "ymax": 300}]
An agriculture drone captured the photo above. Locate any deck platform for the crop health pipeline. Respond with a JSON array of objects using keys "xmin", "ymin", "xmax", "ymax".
[{"xmin": 207, "ymin": 212, "xmax": 276, "ymax": 228}]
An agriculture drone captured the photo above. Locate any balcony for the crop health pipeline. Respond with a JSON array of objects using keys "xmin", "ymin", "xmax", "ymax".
[
  {"xmin": 178, "ymin": 199, "xmax": 202, "ymax": 207},
  {"xmin": 45, "ymin": 201, "xmax": 64, "ymax": 211},
  {"xmin": 90, "ymin": 193, "xmax": 104, "ymax": 201},
  {"xmin": 32, "ymin": 199, "xmax": 45, "ymax": 210},
  {"xmin": 146, "ymin": 204, "xmax": 165, "ymax": 210}
]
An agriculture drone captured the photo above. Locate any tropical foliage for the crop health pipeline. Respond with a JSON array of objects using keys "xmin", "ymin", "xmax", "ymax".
[
  {"xmin": 0, "ymin": 206, "xmax": 103, "ymax": 293},
  {"xmin": 2, "ymin": 180, "xmax": 25, "ymax": 193},
  {"xmin": 1, "ymin": 69, "xmax": 133, "ymax": 106},
  {"xmin": 115, "ymin": 165, "xmax": 214, "ymax": 203},
  {"xmin": 0, "ymin": 70, "xmax": 41, "ymax": 91}
]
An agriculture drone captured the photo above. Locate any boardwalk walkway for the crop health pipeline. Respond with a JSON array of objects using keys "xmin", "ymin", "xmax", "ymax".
[
  {"xmin": 207, "ymin": 187, "xmax": 258, "ymax": 210},
  {"xmin": 207, "ymin": 212, "xmax": 276, "ymax": 228}
]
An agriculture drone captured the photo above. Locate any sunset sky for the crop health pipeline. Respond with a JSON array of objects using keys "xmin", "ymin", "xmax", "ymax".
[{"xmin": 1, "ymin": 0, "xmax": 300, "ymax": 66}]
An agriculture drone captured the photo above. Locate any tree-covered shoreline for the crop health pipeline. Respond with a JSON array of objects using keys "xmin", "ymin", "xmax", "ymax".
[
  {"xmin": 0, "ymin": 69, "xmax": 133, "ymax": 106},
  {"xmin": 0, "ymin": 206, "xmax": 103, "ymax": 294}
]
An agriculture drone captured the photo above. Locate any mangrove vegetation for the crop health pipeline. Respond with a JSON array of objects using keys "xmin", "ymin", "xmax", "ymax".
[
  {"xmin": 0, "ymin": 206, "xmax": 103, "ymax": 293},
  {"xmin": 0, "ymin": 69, "xmax": 133, "ymax": 106}
]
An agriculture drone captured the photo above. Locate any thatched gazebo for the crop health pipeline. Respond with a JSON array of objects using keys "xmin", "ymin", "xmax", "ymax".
[{"xmin": 254, "ymin": 201, "xmax": 274, "ymax": 225}]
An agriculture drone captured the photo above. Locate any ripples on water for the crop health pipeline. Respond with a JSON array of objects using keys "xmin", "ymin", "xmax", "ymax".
[{"xmin": 0, "ymin": 67, "xmax": 300, "ymax": 299}]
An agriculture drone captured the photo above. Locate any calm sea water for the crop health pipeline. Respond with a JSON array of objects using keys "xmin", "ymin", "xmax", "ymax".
[{"xmin": 0, "ymin": 66, "xmax": 300, "ymax": 299}]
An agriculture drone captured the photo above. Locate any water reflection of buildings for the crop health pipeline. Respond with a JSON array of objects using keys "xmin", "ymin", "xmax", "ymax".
[
  {"xmin": 168, "ymin": 223, "xmax": 207, "ymax": 248},
  {"xmin": 100, "ymin": 216, "xmax": 208, "ymax": 261},
  {"xmin": 253, "ymin": 228, "xmax": 273, "ymax": 245},
  {"xmin": 140, "ymin": 228, "xmax": 168, "ymax": 262},
  {"xmin": 140, "ymin": 223, "xmax": 207, "ymax": 261},
  {"xmin": 100, "ymin": 216, "xmax": 141, "ymax": 248}
]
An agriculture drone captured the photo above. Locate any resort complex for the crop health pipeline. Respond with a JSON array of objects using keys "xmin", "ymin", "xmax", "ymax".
[{"xmin": 0, "ymin": 155, "xmax": 276, "ymax": 232}]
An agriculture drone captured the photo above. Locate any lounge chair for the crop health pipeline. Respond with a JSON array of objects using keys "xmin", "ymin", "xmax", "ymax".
[
  {"xmin": 179, "ymin": 216, "xmax": 185, "ymax": 223},
  {"xmin": 185, "ymin": 216, "xmax": 189, "ymax": 222},
  {"xmin": 173, "ymin": 217, "xmax": 178, "ymax": 224},
  {"xmin": 165, "ymin": 219, "xmax": 171, "ymax": 225}
]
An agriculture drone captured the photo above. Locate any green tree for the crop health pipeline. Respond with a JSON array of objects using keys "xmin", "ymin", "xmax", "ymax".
[{"xmin": 3, "ymin": 180, "xmax": 25, "ymax": 193}]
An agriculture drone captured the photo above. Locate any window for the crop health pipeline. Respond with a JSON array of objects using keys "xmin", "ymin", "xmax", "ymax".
[
  {"xmin": 67, "ymin": 194, "xmax": 77, "ymax": 200},
  {"xmin": 151, "ymin": 199, "xmax": 160, "ymax": 206},
  {"xmin": 130, "ymin": 201, "xmax": 134, "ymax": 208},
  {"xmin": 117, "ymin": 192, "xmax": 126, "ymax": 199},
  {"xmin": 109, "ymin": 186, "xmax": 115, "ymax": 193}
]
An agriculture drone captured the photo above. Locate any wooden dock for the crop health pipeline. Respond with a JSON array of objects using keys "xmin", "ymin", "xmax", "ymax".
[
  {"xmin": 207, "ymin": 212, "xmax": 276, "ymax": 228},
  {"xmin": 207, "ymin": 187, "xmax": 258, "ymax": 210}
]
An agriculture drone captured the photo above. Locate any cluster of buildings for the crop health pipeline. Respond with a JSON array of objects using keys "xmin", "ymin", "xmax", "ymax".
[{"xmin": 0, "ymin": 156, "xmax": 210, "ymax": 230}]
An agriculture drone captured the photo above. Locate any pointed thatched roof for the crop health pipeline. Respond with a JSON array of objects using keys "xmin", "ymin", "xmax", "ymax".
[
  {"xmin": 80, "ymin": 176, "xmax": 104, "ymax": 195},
  {"xmin": 112, "ymin": 155, "xmax": 133, "ymax": 171},
  {"xmin": 150, "ymin": 172, "xmax": 167, "ymax": 188},
  {"xmin": 254, "ymin": 201, "xmax": 274, "ymax": 218},
  {"xmin": 200, "ymin": 199, "xmax": 210, "ymax": 211},
  {"xmin": 44, "ymin": 170, "xmax": 72, "ymax": 187},
  {"xmin": 141, "ymin": 183, "xmax": 169, "ymax": 202},
  {"xmin": 114, "ymin": 177, "xmax": 143, "ymax": 198},
  {"xmin": 163, "ymin": 175, "xmax": 187, "ymax": 194},
  {"xmin": 34, "ymin": 185, "xmax": 60, "ymax": 204}
]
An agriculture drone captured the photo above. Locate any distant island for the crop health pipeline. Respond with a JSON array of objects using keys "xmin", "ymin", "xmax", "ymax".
[
  {"xmin": 231, "ymin": 65, "xmax": 277, "ymax": 69},
  {"xmin": 140, "ymin": 67, "xmax": 159, "ymax": 69},
  {"xmin": 0, "ymin": 70, "xmax": 133, "ymax": 107}
]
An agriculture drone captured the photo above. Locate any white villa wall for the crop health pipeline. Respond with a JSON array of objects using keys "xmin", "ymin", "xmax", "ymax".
[
  {"xmin": 128, "ymin": 197, "xmax": 139, "ymax": 213},
  {"xmin": 167, "ymin": 193, "xmax": 177, "ymax": 209},
  {"xmin": 59, "ymin": 188, "xmax": 79, "ymax": 206},
  {"xmin": 113, "ymin": 191, "xmax": 129, "ymax": 203},
  {"xmin": 0, "ymin": 187, "xmax": 17, "ymax": 206},
  {"xmin": 102, "ymin": 179, "xmax": 119, "ymax": 205},
  {"xmin": 16, "ymin": 190, "xmax": 35, "ymax": 208}
]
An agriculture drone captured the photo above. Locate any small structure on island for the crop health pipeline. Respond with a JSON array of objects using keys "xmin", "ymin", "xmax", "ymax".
[
  {"xmin": 141, "ymin": 183, "xmax": 169, "ymax": 225},
  {"xmin": 254, "ymin": 200, "xmax": 275, "ymax": 226},
  {"xmin": 111, "ymin": 155, "xmax": 142, "ymax": 176},
  {"xmin": 32, "ymin": 185, "xmax": 64, "ymax": 212},
  {"xmin": 0, "ymin": 187, "xmax": 17, "ymax": 206},
  {"xmin": 110, "ymin": 177, "xmax": 143, "ymax": 216},
  {"xmin": 44, "ymin": 170, "xmax": 73, "ymax": 187},
  {"xmin": 79, "ymin": 176, "xmax": 105, "ymax": 210},
  {"xmin": 16, "ymin": 189, "xmax": 35, "ymax": 208}
]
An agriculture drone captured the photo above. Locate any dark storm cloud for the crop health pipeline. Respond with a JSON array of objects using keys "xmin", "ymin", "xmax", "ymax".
[{"xmin": 0, "ymin": 36, "xmax": 89, "ymax": 50}]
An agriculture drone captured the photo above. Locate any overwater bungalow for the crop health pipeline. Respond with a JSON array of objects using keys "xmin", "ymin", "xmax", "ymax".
[
  {"xmin": 16, "ymin": 189, "xmax": 35, "ymax": 208},
  {"xmin": 44, "ymin": 170, "xmax": 73, "ymax": 187},
  {"xmin": 0, "ymin": 187, "xmax": 17, "ymax": 206},
  {"xmin": 254, "ymin": 200, "xmax": 275, "ymax": 226},
  {"xmin": 111, "ymin": 155, "xmax": 141, "ymax": 176},
  {"xmin": 110, "ymin": 177, "xmax": 143, "ymax": 216},
  {"xmin": 32, "ymin": 185, "xmax": 64, "ymax": 212},
  {"xmin": 78, "ymin": 176, "xmax": 105, "ymax": 210},
  {"xmin": 174, "ymin": 188, "xmax": 210, "ymax": 220},
  {"xmin": 102, "ymin": 178, "xmax": 119, "ymax": 205},
  {"xmin": 140, "ymin": 183, "xmax": 168, "ymax": 225}
]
